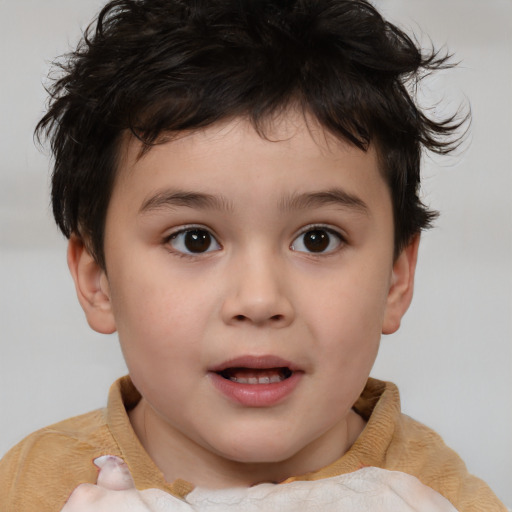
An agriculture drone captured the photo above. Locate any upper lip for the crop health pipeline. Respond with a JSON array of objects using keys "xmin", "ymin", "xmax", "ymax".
[{"xmin": 208, "ymin": 355, "xmax": 301, "ymax": 373}]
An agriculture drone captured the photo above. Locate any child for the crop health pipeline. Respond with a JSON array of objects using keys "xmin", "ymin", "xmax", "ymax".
[{"xmin": 0, "ymin": 0, "xmax": 507, "ymax": 510}]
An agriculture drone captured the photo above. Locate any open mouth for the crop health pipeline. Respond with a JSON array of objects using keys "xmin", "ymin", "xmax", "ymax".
[
  {"xmin": 218, "ymin": 367, "xmax": 293, "ymax": 384},
  {"xmin": 209, "ymin": 357, "xmax": 302, "ymax": 405}
]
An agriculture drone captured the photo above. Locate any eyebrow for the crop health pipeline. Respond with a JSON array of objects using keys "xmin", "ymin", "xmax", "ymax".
[
  {"xmin": 279, "ymin": 189, "xmax": 369, "ymax": 215},
  {"xmin": 139, "ymin": 190, "xmax": 234, "ymax": 214},
  {"xmin": 139, "ymin": 187, "xmax": 368, "ymax": 216}
]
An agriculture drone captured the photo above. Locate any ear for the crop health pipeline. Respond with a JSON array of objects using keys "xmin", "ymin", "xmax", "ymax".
[
  {"xmin": 67, "ymin": 235, "xmax": 117, "ymax": 334},
  {"xmin": 382, "ymin": 235, "xmax": 420, "ymax": 335}
]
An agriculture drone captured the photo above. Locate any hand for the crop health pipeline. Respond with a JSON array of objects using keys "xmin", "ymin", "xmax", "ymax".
[{"xmin": 61, "ymin": 456, "xmax": 192, "ymax": 512}]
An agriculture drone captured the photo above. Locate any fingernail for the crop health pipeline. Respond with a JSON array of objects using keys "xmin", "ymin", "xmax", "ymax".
[{"xmin": 94, "ymin": 455, "xmax": 124, "ymax": 469}]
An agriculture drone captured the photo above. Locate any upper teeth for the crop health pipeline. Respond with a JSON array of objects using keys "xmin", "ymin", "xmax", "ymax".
[{"xmin": 229, "ymin": 374, "xmax": 284, "ymax": 384}]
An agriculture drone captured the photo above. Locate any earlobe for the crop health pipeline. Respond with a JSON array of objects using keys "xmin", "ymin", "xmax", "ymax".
[
  {"xmin": 67, "ymin": 235, "xmax": 117, "ymax": 334},
  {"xmin": 382, "ymin": 235, "xmax": 420, "ymax": 335}
]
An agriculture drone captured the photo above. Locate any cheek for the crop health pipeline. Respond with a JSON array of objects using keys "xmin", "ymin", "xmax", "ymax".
[
  {"xmin": 305, "ymin": 269, "xmax": 390, "ymax": 337},
  {"xmin": 299, "ymin": 266, "xmax": 389, "ymax": 378},
  {"xmin": 108, "ymin": 268, "xmax": 214, "ymax": 364}
]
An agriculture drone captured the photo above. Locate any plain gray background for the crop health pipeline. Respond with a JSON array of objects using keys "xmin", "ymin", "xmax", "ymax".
[{"xmin": 1, "ymin": 0, "xmax": 511, "ymax": 506}]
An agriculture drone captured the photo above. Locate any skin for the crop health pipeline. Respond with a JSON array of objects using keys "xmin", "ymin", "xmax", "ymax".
[{"xmin": 68, "ymin": 112, "xmax": 419, "ymax": 489}]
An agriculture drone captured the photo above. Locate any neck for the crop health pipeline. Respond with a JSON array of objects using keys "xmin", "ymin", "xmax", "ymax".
[{"xmin": 129, "ymin": 398, "xmax": 366, "ymax": 489}]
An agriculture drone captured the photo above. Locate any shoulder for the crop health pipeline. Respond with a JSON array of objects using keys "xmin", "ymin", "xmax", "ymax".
[
  {"xmin": 380, "ymin": 387, "xmax": 507, "ymax": 512},
  {"xmin": 0, "ymin": 408, "xmax": 120, "ymax": 511},
  {"xmin": 2, "ymin": 407, "xmax": 113, "ymax": 458}
]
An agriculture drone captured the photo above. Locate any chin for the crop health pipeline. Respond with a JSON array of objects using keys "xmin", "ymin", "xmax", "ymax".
[{"xmin": 213, "ymin": 436, "xmax": 299, "ymax": 465}]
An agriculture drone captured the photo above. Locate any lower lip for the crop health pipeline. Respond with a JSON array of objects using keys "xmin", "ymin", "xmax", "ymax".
[{"xmin": 209, "ymin": 372, "xmax": 302, "ymax": 407}]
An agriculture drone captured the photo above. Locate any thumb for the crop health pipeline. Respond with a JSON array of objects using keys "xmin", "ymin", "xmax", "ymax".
[{"xmin": 94, "ymin": 455, "xmax": 136, "ymax": 491}]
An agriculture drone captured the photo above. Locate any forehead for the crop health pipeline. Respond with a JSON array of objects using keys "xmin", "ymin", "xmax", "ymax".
[{"xmin": 111, "ymin": 112, "xmax": 389, "ymax": 211}]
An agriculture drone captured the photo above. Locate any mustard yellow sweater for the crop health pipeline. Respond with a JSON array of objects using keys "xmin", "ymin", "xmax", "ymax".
[{"xmin": 0, "ymin": 376, "xmax": 505, "ymax": 511}]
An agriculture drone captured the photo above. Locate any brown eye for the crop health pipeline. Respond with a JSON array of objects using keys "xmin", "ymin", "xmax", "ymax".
[
  {"xmin": 291, "ymin": 228, "xmax": 342, "ymax": 254},
  {"xmin": 169, "ymin": 228, "xmax": 221, "ymax": 254},
  {"xmin": 303, "ymin": 230, "xmax": 329, "ymax": 252},
  {"xmin": 184, "ymin": 230, "xmax": 212, "ymax": 252}
]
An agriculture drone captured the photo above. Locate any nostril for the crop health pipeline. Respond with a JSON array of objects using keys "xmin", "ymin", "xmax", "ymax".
[{"xmin": 233, "ymin": 314, "xmax": 283, "ymax": 323}]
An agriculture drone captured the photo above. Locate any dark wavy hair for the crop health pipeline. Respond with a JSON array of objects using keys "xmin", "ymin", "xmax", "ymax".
[{"xmin": 36, "ymin": 0, "xmax": 465, "ymax": 269}]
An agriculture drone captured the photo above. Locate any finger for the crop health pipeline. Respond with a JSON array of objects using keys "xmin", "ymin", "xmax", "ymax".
[
  {"xmin": 94, "ymin": 455, "xmax": 136, "ymax": 491},
  {"xmin": 61, "ymin": 483, "xmax": 106, "ymax": 511}
]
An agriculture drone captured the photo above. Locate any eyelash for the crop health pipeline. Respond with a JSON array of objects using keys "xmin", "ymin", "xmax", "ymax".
[
  {"xmin": 163, "ymin": 224, "xmax": 346, "ymax": 258},
  {"xmin": 290, "ymin": 225, "xmax": 346, "ymax": 255},
  {"xmin": 163, "ymin": 225, "xmax": 222, "ymax": 258}
]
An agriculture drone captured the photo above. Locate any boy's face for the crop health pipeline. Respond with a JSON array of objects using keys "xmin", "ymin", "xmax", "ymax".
[{"xmin": 71, "ymin": 112, "xmax": 417, "ymax": 482}]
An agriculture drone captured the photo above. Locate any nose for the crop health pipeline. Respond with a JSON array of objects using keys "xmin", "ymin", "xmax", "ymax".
[{"xmin": 220, "ymin": 251, "xmax": 295, "ymax": 328}]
